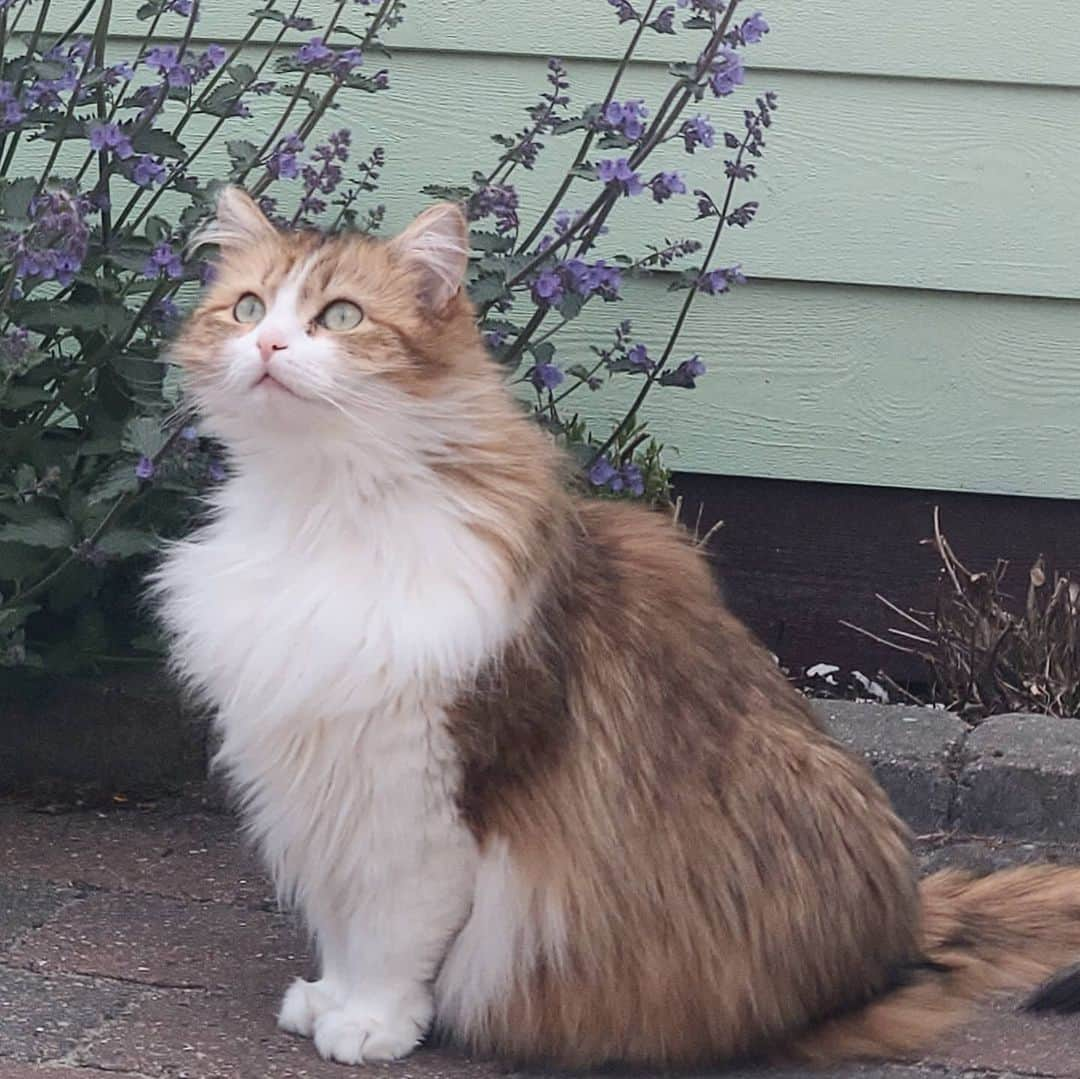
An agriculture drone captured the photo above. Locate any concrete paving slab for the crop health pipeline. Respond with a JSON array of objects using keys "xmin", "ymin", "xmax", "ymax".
[
  {"xmin": 0, "ymin": 967, "xmax": 135, "ymax": 1065},
  {"xmin": 0, "ymin": 803, "xmax": 268, "ymax": 908},
  {"xmin": 5, "ymin": 890, "xmax": 307, "ymax": 994}
]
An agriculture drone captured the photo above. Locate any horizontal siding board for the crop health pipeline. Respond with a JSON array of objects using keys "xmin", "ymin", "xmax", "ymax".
[
  {"xmin": 95, "ymin": 0, "xmax": 1080, "ymax": 87},
  {"xmin": 214, "ymin": 50, "xmax": 1077, "ymax": 301},
  {"xmin": 539, "ymin": 277, "xmax": 1080, "ymax": 499},
  {"xmin": 20, "ymin": 3, "xmax": 1080, "ymax": 494}
]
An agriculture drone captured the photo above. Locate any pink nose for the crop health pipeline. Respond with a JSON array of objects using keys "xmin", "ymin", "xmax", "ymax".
[{"xmin": 257, "ymin": 333, "xmax": 288, "ymax": 363}]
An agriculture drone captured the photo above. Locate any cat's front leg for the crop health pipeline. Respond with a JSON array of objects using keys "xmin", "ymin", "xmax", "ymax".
[{"xmin": 281, "ymin": 793, "xmax": 478, "ymax": 1064}]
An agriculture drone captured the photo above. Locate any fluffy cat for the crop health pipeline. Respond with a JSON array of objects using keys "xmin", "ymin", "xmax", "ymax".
[{"xmin": 152, "ymin": 187, "xmax": 1080, "ymax": 1069}]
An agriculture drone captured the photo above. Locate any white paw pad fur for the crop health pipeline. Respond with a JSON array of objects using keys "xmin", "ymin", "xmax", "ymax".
[
  {"xmin": 312, "ymin": 988, "xmax": 433, "ymax": 1064},
  {"xmin": 278, "ymin": 977, "xmax": 342, "ymax": 1038}
]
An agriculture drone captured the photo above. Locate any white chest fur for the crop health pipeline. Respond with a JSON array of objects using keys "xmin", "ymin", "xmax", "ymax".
[{"xmin": 152, "ymin": 460, "xmax": 513, "ymax": 936}]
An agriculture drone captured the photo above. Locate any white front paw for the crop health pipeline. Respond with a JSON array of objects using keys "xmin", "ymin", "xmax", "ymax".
[
  {"xmin": 312, "ymin": 984, "xmax": 433, "ymax": 1064},
  {"xmin": 278, "ymin": 977, "xmax": 342, "ymax": 1038}
]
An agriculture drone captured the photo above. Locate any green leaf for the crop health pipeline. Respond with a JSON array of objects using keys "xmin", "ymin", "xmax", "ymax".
[
  {"xmin": 421, "ymin": 183, "xmax": 472, "ymax": 201},
  {"xmin": 0, "ymin": 518, "xmax": 73, "ymax": 549},
  {"xmin": 469, "ymin": 231, "xmax": 514, "ymax": 254},
  {"xmin": 250, "ymin": 5, "xmax": 287, "ymax": 23},
  {"xmin": 130, "ymin": 128, "xmax": 187, "ymax": 160},
  {"xmin": 86, "ymin": 459, "xmax": 140, "ymax": 506},
  {"xmin": 531, "ymin": 342, "xmax": 555, "ymax": 366},
  {"xmin": 97, "ymin": 527, "xmax": 158, "ymax": 558},
  {"xmin": 226, "ymin": 138, "xmax": 260, "ymax": 172},
  {"xmin": 567, "ymin": 364, "xmax": 593, "ymax": 381},
  {"xmin": 122, "ymin": 417, "xmax": 167, "ymax": 458},
  {"xmin": 556, "ymin": 292, "xmax": 587, "ymax": 321},
  {"xmin": 201, "ymin": 82, "xmax": 246, "ymax": 118},
  {"xmin": 0, "ymin": 177, "xmax": 37, "ymax": 221},
  {"xmin": 230, "ymin": 63, "xmax": 256, "ymax": 85},
  {"xmin": 668, "ymin": 60, "xmax": 701, "ymax": 78},
  {"xmin": 0, "ymin": 604, "xmax": 39, "ymax": 634},
  {"xmin": 145, "ymin": 216, "xmax": 170, "ymax": 246},
  {"xmin": 468, "ymin": 273, "xmax": 509, "ymax": 306},
  {"xmin": 31, "ymin": 59, "xmax": 69, "ymax": 80},
  {"xmin": 18, "ymin": 300, "xmax": 130, "ymax": 335}
]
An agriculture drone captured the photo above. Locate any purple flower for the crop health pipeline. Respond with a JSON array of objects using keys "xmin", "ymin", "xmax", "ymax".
[
  {"xmin": 0, "ymin": 326, "xmax": 31, "ymax": 371},
  {"xmin": 145, "ymin": 45, "xmax": 192, "ymax": 87},
  {"xmin": 627, "ymin": 343, "xmax": 654, "ymax": 371},
  {"xmin": 285, "ymin": 14, "xmax": 316, "ymax": 29},
  {"xmin": 164, "ymin": 0, "xmax": 194, "ymax": 14},
  {"xmin": 725, "ymin": 159, "xmax": 756, "ymax": 181},
  {"xmin": 208, "ymin": 460, "xmax": 227, "ymax": 483},
  {"xmin": 130, "ymin": 155, "xmax": 167, "ymax": 187},
  {"xmin": 651, "ymin": 5, "xmax": 676, "ymax": 33},
  {"xmin": 708, "ymin": 49, "xmax": 745, "ymax": 97},
  {"xmin": 649, "ymin": 170, "xmax": 686, "ymax": 203},
  {"xmin": 531, "ymin": 270, "xmax": 564, "ymax": 307},
  {"xmin": 296, "ymin": 36, "xmax": 334, "ymax": 66},
  {"xmin": 740, "ymin": 12, "xmax": 770, "ymax": 44},
  {"xmin": 106, "ymin": 61, "xmax": 135, "ymax": 83},
  {"xmin": 468, "ymin": 182, "xmax": 519, "ymax": 233},
  {"xmin": 698, "ymin": 265, "xmax": 745, "ymax": 294},
  {"xmin": 660, "ymin": 355, "xmax": 706, "ymax": 389},
  {"xmin": 619, "ymin": 463, "xmax": 645, "ymax": 497},
  {"xmin": 333, "ymin": 47, "xmax": 363, "ymax": 76},
  {"xmin": 9, "ymin": 189, "xmax": 90, "ymax": 286},
  {"xmin": 135, "ymin": 456, "xmax": 155, "ymax": 480},
  {"xmin": 727, "ymin": 201, "xmax": 758, "ymax": 227},
  {"xmin": 150, "ymin": 296, "xmax": 182, "ymax": 327},
  {"xmin": 484, "ymin": 329, "xmax": 508, "ymax": 350},
  {"xmin": 372, "ymin": 69, "xmax": 390, "ymax": 89},
  {"xmin": 603, "ymin": 99, "xmax": 648, "ymax": 141},
  {"xmin": 199, "ymin": 44, "xmax": 228, "ymax": 74},
  {"xmin": 180, "ymin": 424, "xmax": 198, "ymax": 442},
  {"xmin": 88, "ymin": 122, "xmax": 134, "ymax": 159},
  {"xmin": 267, "ymin": 133, "xmax": 304, "ymax": 180},
  {"xmin": 563, "ymin": 258, "xmax": 622, "ymax": 300},
  {"xmin": 529, "ymin": 363, "xmax": 565, "ymax": 391},
  {"xmin": 596, "ymin": 157, "xmax": 644, "ymax": 196},
  {"xmin": 608, "ymin": 0, "xmax": 637, "ymax": 22},
  {"xmin": 2, "ymin": 99, "xmax": 24, "ymax": 126},
  {"xmin": 588, "ymin": 457, "xmax": 618, "ymax": 487},
  {"xmin": 681, "ymin": 115, "xmax": 715, "ymax": 153},
  {"xmin": 145, "ymin": 243, "xmax": 184, "ymax": 280}
]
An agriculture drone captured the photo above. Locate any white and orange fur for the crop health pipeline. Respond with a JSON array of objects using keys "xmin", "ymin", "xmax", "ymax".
[{"xmin": 153, "ymin": 187, "xmax": 1080, "ymax": 1070}]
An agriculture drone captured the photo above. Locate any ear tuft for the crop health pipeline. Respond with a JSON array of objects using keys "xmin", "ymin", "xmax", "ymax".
[
  {"xmin": 391, "ymin": 203, "xmax": 469, "ymax": 310},
  {"xmin": 188, "ymin": 185, "xmax": 276, "ymax": 255}
]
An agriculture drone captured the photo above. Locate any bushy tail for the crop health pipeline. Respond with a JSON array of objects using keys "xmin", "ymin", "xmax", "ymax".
[{"xmin": 787, "ymin": 865, "xmax": 1080, "ymax": 1065}]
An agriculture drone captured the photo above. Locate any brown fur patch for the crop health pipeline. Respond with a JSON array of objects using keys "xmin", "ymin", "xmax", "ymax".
[{"xmin": 446, "ymin": 501, "xmax": 922, "ymax": 1067}]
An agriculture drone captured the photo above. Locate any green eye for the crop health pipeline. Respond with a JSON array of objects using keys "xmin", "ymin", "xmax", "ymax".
[
  {"xmin": 318, "ymin": 300, "xmax": 364, "ymax": 332},
  {"xmin": 233, "ymin": 293, "xmax": 265, "ymax": 323}
]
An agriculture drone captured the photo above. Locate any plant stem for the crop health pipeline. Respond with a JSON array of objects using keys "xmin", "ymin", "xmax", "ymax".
[
  {"xmin": 518, "ymin": 0, "xmax": 660, "ymax": 253},
  {"xmin": 586, "ymin": 122, "xmax": 752, "ymax": 468},
  {"xmin": 0, "ymin": 0, "xmax": 53, "ymax": 172}
]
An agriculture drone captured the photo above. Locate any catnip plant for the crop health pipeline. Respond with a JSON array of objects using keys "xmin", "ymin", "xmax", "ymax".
[{"xmin": 0, "ymin": 0, "xmax": 776, "ymax": 672}]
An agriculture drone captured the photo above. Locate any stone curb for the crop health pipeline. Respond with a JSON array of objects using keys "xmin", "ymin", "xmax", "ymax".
[
  {"xmin": 2, "ymin": 676, "xmax": 1079, "ymax": 841},
  {"xmin": 815, "ymin": 701, "xmax": 1080, "ymax": 840}
]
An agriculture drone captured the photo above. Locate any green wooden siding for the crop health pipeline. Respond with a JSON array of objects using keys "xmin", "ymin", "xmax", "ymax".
[{"xmin": 58, "ymin": 1, "xmax": 1080, "ymax": 496}]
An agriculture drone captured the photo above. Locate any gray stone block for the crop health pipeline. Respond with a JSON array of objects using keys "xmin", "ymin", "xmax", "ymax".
[
  {"xmin": 954, "ymin": 713, "xmax": 1080, "ymax": 840},
  {"xmin": 814, "ymin": 701, "xmax": 967, "ymax": 834}
]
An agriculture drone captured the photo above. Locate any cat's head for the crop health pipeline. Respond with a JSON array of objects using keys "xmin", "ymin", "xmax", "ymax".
[{"xmin": 173, "ymin": 186, "xmax": 483, "ymax": 449}]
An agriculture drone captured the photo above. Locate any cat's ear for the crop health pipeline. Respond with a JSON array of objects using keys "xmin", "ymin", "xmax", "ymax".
[
  {"xmin": 391, "ymin": 203, "xmax": 469, "ymax": 311},
  {"xmin": 190, "ymin": 185, "xmax": 275, "ymax": 253}
]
